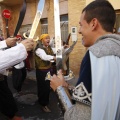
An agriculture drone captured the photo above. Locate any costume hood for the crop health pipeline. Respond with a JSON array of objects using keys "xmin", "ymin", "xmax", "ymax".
[{"xmin": 89, "ymin": 34, "xmax": 120, "ymax": 58}]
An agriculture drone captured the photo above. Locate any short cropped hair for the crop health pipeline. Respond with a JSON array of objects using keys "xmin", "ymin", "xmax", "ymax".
[{"xmin": 82, "ymin": 0, "xmax": 116, "ymax": 32}]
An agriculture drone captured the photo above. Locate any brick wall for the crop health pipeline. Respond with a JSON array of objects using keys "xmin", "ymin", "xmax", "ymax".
[
  {"xmin": 68, "ymin": 0, "xmax": 87, "ymax": 76},
  {"xmin": 47, "ymin": 0, "xmax": 69, "ymax": 38},
  {"xmin": 47, "ymin": 0, "xmax": 55, "ymax": 38},
  {"xmin": 0, "ymin": 5, "xmax": 16, "ymax": 38},
  {"xmin": 45, "ymin": 0, "xmax": 87, "ymax": 76},
  {"xmin": 0, "ymin": 0, "xmax": 87, "ymax": 76}
]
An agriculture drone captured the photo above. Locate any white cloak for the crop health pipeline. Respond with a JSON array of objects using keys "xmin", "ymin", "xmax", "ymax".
[{"xmin": 90, "ymin": 51, "xmax": 120, "ymax": 120}]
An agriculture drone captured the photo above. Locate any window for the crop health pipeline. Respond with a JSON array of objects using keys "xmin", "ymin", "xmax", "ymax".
[
  {"xmin": 40, "ymin": 14, "xmax": 68, "ymax": 42},
  {"xmin": 60, "ymin": 14, "xmax": 68, "ymax": 42},
  {"xmin": 40, "ymin": 18, "xmax": 48, "ymax": 34}
]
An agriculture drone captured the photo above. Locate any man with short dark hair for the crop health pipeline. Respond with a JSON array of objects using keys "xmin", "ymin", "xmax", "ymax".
[{"xmin": 50, "ymin": 1, "xmax": 120, "ymax": 120}]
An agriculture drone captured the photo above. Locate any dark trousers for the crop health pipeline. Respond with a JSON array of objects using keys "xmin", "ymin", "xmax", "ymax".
[
  {"xmin": 36, "ymin": 69, "xmax": 51, "ymax": 106},
  {"xmin": 0, "ymin": 79, "xmax": 18, "ymax": 118},
  {"xmin": 12, "ymin": 66, "xmax": 27, "ymax": 92}
]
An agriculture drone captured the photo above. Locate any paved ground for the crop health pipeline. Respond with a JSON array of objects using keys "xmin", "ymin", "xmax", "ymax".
[{"xmin": 1, "ymin": 70, "xmax": 78, "ymax": 120}]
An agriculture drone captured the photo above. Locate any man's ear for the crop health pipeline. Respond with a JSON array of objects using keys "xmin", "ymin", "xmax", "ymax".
[{"xmin": 90, "ymin": 18, "xmax": 98, "ymax": 30}]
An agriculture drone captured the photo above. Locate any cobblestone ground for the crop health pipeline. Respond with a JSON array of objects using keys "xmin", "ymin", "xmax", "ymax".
[
  {"xmin": 10, "ymin": 77, "xmax": 63, "ymax": 120},
  {"xmin": 0, "ymin": 70, "xmax": 78, "ymax": 120}
]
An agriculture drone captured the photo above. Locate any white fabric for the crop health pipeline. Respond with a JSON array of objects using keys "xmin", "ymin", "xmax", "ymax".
[
  {"xmin": 90, "ymin": 51, "xmax": 120, "ymax": 120},
  {"xmin": 35, "ymin": 47, "xmax": 67, "ymax": 61},
  {"xmin": 0, "ymin": 43, "xmax": 27, "ymax": 72},
  {"xmin": 35, "ymin": 48, "xmax": 54, "ymax": 61},
  {"xmin": 0, "ymin": 40, "xmax": 7, "ymax": 49},
  {"xmin": 14, "ymin": 61, "xmax": 25, "ymax": 69},
  {"xmin": 14, "ymin": 43, "xmax": 25, "ymax": 69},
  {"xmin": 0, "ymin": 40, "xmax": 8, "ymax": 75}
]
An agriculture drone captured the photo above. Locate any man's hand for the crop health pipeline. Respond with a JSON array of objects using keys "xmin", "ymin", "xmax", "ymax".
[
  {"xmin": 5, "ymin": 37, "xmax": 17, "ymax": 47},
  {"xmin": 63, "ymin": 44, "xmax": 69, "ymax": 49},
  {"xmin": 50, "ymin": 69, "xmax": 68, "ymax": 91},
  {"xmin": 21, "ymin": 38, "xmax": 34, "ymax": 51}
]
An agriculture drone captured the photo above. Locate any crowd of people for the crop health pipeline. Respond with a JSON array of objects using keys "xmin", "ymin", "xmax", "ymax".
[{"xmin": 0, "ymin": 0, "xmax": 120, "ymax": 120}]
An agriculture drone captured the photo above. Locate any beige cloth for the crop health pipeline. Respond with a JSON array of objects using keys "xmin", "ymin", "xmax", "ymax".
[{"xmin": 64, "ymin": 102, "xmax": 91, "ymax": 120}]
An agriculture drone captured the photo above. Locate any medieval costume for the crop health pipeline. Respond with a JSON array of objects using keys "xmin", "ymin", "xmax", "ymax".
[
  {"xmin": 0, "ymin": 41, "xmax": 27, "ymax": 72},
  {"xmin": 12, "ymin": 61, "xmax": 26, "ymax": 93},
  {"xmin": 0, "ymin": 40, "xmax": 27, "ymax": 119},
  {"xmin": 35, "ymin": 34, "xmax": 55, "ymax": 112},
  {"xmin": 64, "ymin": 34, "xmax": 120, "ymax": 120},
  {"xmin": 12, "ymin": 39, "xmax": 27, "ymax": 94}
]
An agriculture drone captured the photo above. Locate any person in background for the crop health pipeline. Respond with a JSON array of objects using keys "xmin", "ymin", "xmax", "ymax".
[
  {"xmin": 0, "ymin": 37, "xmax": 34, "ymax": 120},
  {"xmin": 0, "ymin": 33, "xmax": 8, "ymax": 87},
  {"xmin": 23, "ymin": 29, "xmax": 32, "ymax": 71},
  {"xmin": 50, "ymin": 1, "xmax": 120, "ymax": 120},
  {"xmin": 12, "ymin": 35, "xmax": 27, "ymax": 96},
  {"xmin": 0, "ymin": 37, "xmax": 34, "ymax": 72},
  {"xmin": 25, "ymin": 51, "xmax": 31, "ymax": 71},
  {"xmin": 34, "ymin": 34, "xmax": 56, "ymax": 112}
]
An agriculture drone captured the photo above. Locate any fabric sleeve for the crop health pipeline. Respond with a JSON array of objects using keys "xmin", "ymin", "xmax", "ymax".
[
  {"xmin": 35, "ymin": 48, "xmax": 54, "ymax": 61},
  {"xmin": 14, "ymin": 61, "xmax": 24, "ymax": 69},
  {"xmin": 0, "ymin": 40, "xmax": 7, "ymax": 49},
  {"xmin": 0, "ymin": 43, "xmax": 27, "ymax": 72},
  {"xmin": 64, "ymin": 102, "xmax": 91, "ymax": 120}
]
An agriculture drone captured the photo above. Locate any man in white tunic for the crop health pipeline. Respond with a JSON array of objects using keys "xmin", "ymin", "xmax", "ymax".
[
  {"xmin": 0, "ymin": 37, "xmax": 34, "ymax": 120},
  {"xmin": 0, "ymin": 37, "xmax": 34, "ymax": 72},
  {"xmin": 50, "ymin": 1, "xmax": 120, "ymax": 120}
]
